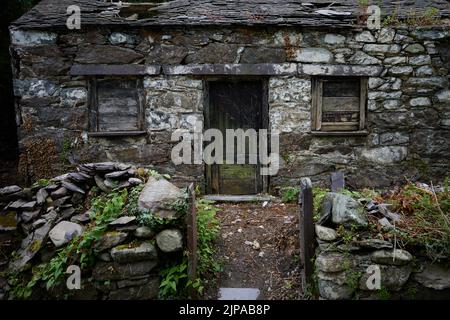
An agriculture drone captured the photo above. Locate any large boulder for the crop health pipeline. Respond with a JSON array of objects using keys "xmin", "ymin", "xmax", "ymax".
[
  {"xmin": 331, "ymin": 193, "xmax": 368, "ymax": 228},
  {"xmin": 49, "ymin": 221, "xmax": 83, "ymax": 247},
  {"xmin": 155, "ymin": 229, "xmax": 183, "ymax": 253},
  {"xmin": 138, "ymin": 177, "xmax": 184, "ymax": 219},
  {"xmin": 413, "ymin": 263, "xmax": 450, "ymax": 290}
]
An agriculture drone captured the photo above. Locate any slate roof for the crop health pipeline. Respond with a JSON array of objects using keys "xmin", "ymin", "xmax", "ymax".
[{"xmin": 11, "ymin": 0, "xmax": 450, "ymax": 29}]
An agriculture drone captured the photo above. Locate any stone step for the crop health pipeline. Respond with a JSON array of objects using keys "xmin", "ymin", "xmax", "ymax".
[
  {"xmin": 203, "ymin": 195, "xmax": 274, "ymax": 203},
  {"xmin": 218, "ymin": 288, "xmax": 261, "ymax": 300}
]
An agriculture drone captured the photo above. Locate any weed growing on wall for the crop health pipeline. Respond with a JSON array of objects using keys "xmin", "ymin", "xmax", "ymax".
[
  {"xmin": 158, "ymin": 199, "xmax": 220, "ymax": 299},
  {"xmin": 8, "ymin": 188, "xmax": 130, "ymax": 299}
]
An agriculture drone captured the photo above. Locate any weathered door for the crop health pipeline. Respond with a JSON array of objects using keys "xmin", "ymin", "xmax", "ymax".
[{"xmin": 206, "ymin": 80, "xmax": 265, "ymax": 195}]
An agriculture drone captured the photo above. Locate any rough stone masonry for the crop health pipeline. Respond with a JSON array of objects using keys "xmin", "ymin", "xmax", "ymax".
[{"xmin": 8, "ymin": 0, "xmax": 450, "ymax": 191}]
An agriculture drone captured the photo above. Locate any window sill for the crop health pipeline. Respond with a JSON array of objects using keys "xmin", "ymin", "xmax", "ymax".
[
  {"xmin": 310, "ymin": 130, "xmax": 369, "ymax": 137},
  {"xmin": 88, "ymin": 131, "xmax": 147, "ymax": 137}
]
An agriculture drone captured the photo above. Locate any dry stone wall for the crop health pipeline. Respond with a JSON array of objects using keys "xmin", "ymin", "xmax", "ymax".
[
  {"xmin": 9, "ymin": 25, "xmax": 450, "ymax": 190},
  {"xmin": 313, "ymin": 191, "xmax": 450, "ymax": 300},
  {"xmin": 0, "ymin": 162, "xmax": 188, "ymax": 300}
]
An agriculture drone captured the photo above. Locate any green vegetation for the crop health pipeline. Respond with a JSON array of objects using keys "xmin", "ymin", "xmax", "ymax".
[
  {"xmin": 158, "ymin": 199, "xmax": 221, "ymax": 299},
  {"xmin": 9, "ymin": 188, "xmax": 130, "ymax": 299},
  {"xmin": 31, "ymin": 179, "xmax": 50, "ymax": 188},
  {"xmin": 280, "ymin": 187, "xmax": 300, "ymax": 203},
  {"xmin": 383, "ymin": 181, "xmax": 450, "ymax": 261},
  {"xmin": 383, "ymin": 6, "xmax": 441, "ymax": 26},
  {"xmin": 312, "ymin": 187, "xmax": 330, "ymax": 221}
]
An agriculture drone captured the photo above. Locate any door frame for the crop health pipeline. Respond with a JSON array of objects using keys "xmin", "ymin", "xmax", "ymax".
[{"xmin": 203, "ymin": 76, "xmax": 270, "ymax": 195}]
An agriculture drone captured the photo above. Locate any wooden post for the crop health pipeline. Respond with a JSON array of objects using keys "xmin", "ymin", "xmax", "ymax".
[
  {"xmin": 186, "ymin": 183, "xmax": 198, "ymax": 299},
  {"xmin": 331, "ymin": 171, "xmax": 345, "ymax": 192},
  {"xmin": 299, "ymin": 178, "xmax": 315, "ymax": 291}
]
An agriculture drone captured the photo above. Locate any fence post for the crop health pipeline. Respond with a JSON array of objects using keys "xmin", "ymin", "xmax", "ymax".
[
  {"xmin": 186, "ymin": 183, "xmax": 198, "ymax": 298},
  {"xmin": 299, "ymin": 177, "xmax": 315, "ymax": 291}
]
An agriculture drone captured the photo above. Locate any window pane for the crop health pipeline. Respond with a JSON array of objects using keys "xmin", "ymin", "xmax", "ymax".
[{"xmin": 97, "ymin": 79, "xmax": 139, "ymax": 132}]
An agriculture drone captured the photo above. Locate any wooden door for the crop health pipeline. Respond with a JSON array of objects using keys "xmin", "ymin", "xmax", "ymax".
[{"xmin": 206, "ymin": 80, "xmax": 265, "ymax": 195}]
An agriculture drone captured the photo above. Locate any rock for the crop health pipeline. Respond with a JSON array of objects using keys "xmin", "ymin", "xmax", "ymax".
[
  {"xmin": 355, "ymin": 31, "xmax": 376, "ymax": 43},
  {"xmin": 384, "ymin": 56, "xmax": 407, "ymax": 65},
  {"xmin": 331, "ymin": 193, "xmax": 367, "ymax": 228},
  {"xmin": 363, "ymin": 44, "xmax": 401, "ymax": 54},
  {"xmin": 292, "ymin": 48, "xmax": 333, "ymax": 63},
  {"xmin": 436, "ymin": 90, "xmax": 450, "ymax": 103},
  {"xmin": 109, "ymin": 278, "xmax": 159, "ymax": 300},
  {"xmin": 94, "ymin": 231, "xmax": 128, "ymax": 252},
  {"xmin": 68, "ymin": 172, "xmax": 91, "ymax": 183},
  {"xmin": 410, "ymin": 97, "xmax": 431, "ymax": 107},
  {"xmin": 378, "ymin": 28, "xmax": 395, "ymax": 43},
  {"xmin": 51, "ymin": 187, "xmax": 69, "ymax": 199},
  {"xmin": 110, "ymin": 242, "xmax": 157, "ymax": 263},
  {"xmin": 109, "ymin": 32, "xmax": 134, "ymax": 45},
  {"xmin": 318, "ymin": 279, "xmax": 353, "ymax": 300},
  {"xmin": 117, "ymin": 276, "xmax": 150, "ymax": 289},
  {"xmin": 138, "ymin": 177, "xmax": 184, "ymax": 219},
  {"xmin": 349, "ymin": 51, "xmax": 381, "ymax": 65},
  {"xmin": 11, "ymin": 30, "xmax": 58, "ymax": 45},
  {"xmin": 185, "ymin": 43, "xmax": 238, "ymax": 64},
  {"xmin": 57, "ymin": 207, "xmax": 76, "ymax": 221},
  {"xmin": 359, "ymin": 264, "xmax": 411, "ymax": 291},
  {"xmin": 146, "ymin": 44, "xmax": 188, "ymax": 65},
  {"xmin": 378, "ymin": 217, "xmax": 394, "ymax": 230},
  {"xmin": 8, "ymin": 221, "xmax": 53, "ymax": 272},
  {"xmin": 404, "ymin": 43, "xmax": 425, "ymax": 53},
  {"xmin": 354, "ymin": 239, "xmax": 393, "ymax": 249},
  {"xmin": 128, "ymin": 177, "xmax": 143, "ymax": 186},
  {"xmin": 21, "ymin": 210, "xmax": 41, "ymax": 223},
  {"xmin": 406, "ymin": 77, "xmax": 447, "ymax": 89},
  {"xmin": 0, "ymin": 212, "xmax": 18, "ymax": 231},
  {"xmin": 75, "ymin": 45, "xmax": 143, "ymax": 64},
  {"xmin": 92, "ymin": 261, "xmax": 157, "ymax": 281},
  {"xmin": 413, "ymin": 263, "xmax": 450, "ymax": 290},
  {"xmin": 21, "ymin": 201, "xmax": 37, "ymax": 210},
  {"xmin": 0, "ymin": 185, "xmax": 21, "ymax": 195},
  {"xmin": 109, "ymin": 216, "xmax": 136, "ymax": 227},
  {"xmin": 155, "ymin": 229, "xmax": 183, "ymax": 253},
  {"xmin": 412, "ymin": 30, "xmax": 446, "ymax": 40},
  {"xmin": 105, "ymin": 171, "xmax": 129, "ymax": 179},
  {"xmin": 94, "ymin": 175, "xmax": 110, "ymax": 193},
  {"xmin": 324, "ymin": 34, "xmax": 346, "ymax": 45},
  {"xmin": 315, "ymin": 252, "xmax": 353, "ymax": 273},
  {"xmin": 134, "ymin": 226, "xmax": 154, "ymax": 239},
  {"xmin": 360, "ymin": 146, "xmax": 407, "ymax": 164},
  {"xmin": 389, "ymin": 66, "xmax": 413, "ymax": 76},
  {"xmin": 416, "ymin": 66, "xmax": 434, "ymax": 76},
  {"xmin": 61, "ymin": 181, "xmax": 85, "ymax": 194},
  {"xmin": 70, "ymin": 212, "xmax": 91, "ymax": 224},
  {"xmin": 31, "ymin": 218, "xmax": 46, "ymax": 229},
  {"xmin": 49, "ymin": 221, "xmax": 83, "ymax": 247},
  {"xmin": 371, "ymin": 249, "xmax": 412, "ymax": 266},
  {"xmin": 410, "ymin": 55, "xmax": 431, "ymax": 66},
  {"xmin": 99, "ymin": 252, "xmax": 112, "ymax": 262},
  {"xmin": 36, "ymin": 188, "xmax": 48, "ymax": 204},
  {"xmin": 240, "ymin": 47, "xmax": 286, "ymax": 63},
  {"xmin": 315, "ymin": 225, "xmax": 337, "ymax": 241},
  {"xmin": 52, "ymin": 195, "xmax": 71, "ymax": 207}
]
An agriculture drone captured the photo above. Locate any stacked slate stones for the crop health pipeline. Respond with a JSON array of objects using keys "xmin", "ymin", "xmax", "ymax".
[
  {"xmin": 0, "ymin": 162, "xmax": 186, "ymax": 300},
  {"xmin": 314, "ymin": 192, "xmax": 450, "ymax": 300}
]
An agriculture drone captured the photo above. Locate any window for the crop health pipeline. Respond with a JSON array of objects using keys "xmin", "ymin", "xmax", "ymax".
[
  {"xmin": 88, "ymin": 78, "xmax": 145, "ymax": 136},
  {"xmin": 311, "ymin": 77, "xmax": 367, "ymax": 133}
]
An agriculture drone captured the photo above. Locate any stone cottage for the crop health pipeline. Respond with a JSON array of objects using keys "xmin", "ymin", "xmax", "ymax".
[{"xmin": 9, "ymin": 0, "xmax": 450, "ymax": 194}]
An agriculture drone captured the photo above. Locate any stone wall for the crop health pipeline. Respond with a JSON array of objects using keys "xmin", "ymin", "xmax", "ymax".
[
  {"xmin": 313, "ymin": 191, "xmax": 450, "ymax": 300},
  {"xmin": 9, "ymin": 25, "xmax": 450, "ymax": 190},
  {"xmin": 0, "ymin": 162, "xmax": 188, "ymax": 300}
]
